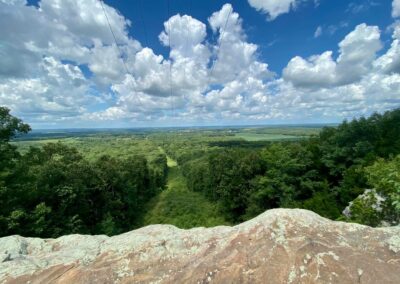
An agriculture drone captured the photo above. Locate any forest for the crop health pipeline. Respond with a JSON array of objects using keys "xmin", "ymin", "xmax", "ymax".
[{"xmin": 1, "ymin": 106, "xmax": 400, "ymax": 238}]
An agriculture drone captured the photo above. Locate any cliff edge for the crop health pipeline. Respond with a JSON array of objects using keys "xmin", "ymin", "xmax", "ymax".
[{"xmin": 1, "ymin": 209, "xmax": 400, "ymax": 284}]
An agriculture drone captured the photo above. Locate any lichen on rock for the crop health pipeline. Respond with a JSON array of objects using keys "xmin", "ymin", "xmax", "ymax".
[{"xmin": 0, "ymin": 209, "xmax": 399, "ymax": 284}]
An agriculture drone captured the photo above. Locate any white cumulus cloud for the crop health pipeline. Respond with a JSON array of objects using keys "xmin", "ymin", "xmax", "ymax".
[
  {"xmin": 0, "ymin": 1, "xmax": 399, "ymax": 127},
  {"xmin": 393, "ymin": 0, "xmax": 400, "ymax": 18},
  {"xmin": 247, "ymin": 0, "xmax": 311, "ymax": 20},
  {"xmin": 283, "ymin": 24, "xmax": 382, "ymax": 88}
]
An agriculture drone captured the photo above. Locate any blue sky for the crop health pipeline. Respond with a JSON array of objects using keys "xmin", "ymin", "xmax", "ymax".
[
  {"xmin": 109, "ymin": 0, "xmax": 394, "ymax": 73},
  {"xmin": 1, "ymin": 0, "xmax": 400, "ymax": 128}
]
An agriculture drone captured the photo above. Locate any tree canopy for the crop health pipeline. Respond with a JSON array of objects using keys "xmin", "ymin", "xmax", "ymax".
[{"xmin": 1, "ymin": 107, "xmax": 400, "ymax": 237}]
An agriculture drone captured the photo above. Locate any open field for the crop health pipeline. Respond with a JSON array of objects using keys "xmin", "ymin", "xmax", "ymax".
[
  {"xmin": 232, "ymin": 126, "xmax": 321, "ymax": 141},
  {"xmin": 234, "ymin": 133, "xmax": 306, "ymax": 141}
]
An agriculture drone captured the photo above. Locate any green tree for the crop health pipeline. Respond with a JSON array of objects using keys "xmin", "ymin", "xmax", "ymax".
[
  {"xmin": 365, "ymin": 156, "xmax": 400, "ymax": 224},
  {"xmin": 0, "ymin": 107, "xmax": 31, "ymax": 184},
  {"xmin": 343, "ymin": 156, "xmax": 400, "ymax": 226},
  {"xmin": 0, "ymin": 107, "xmax": 31, "ymax": 142}
]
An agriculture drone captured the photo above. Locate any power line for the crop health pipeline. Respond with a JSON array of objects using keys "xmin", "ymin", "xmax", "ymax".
[
  {"xmin": 99, "ymin": 0, "xmax": 144, "ymax": 112},
  {"xmin": 183, "ymin": 0, "xmax": 193, "ymax": 81},
  {"xmin": 99, "ymin": 0, "xmax": 130, "ymax": 76},
  {"xmin": 181, "ymin": 0, "xmax": 192, "ymax": 111},
  {"xmin": 99, "ymin": 0, "xmax": 233, "ymax": 123},
  {"xmin": 207, "ymin": 5, "xmax": 232, "ymax": 88},
  {"xmin": 167, "ymin": 0, "xmax": 175, "ymax": 118}
]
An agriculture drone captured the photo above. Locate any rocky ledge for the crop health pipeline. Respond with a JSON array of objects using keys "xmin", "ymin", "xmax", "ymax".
[{"xmin": 1, "ymin": 209, "xmax": 400, "ymax": 284}]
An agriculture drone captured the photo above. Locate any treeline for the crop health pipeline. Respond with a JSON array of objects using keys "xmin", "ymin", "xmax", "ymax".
[
  {"xmin": 182, "ymin": 109, "xmax": 400, "ymax": 225},
  {"xmin": 0, "ymin": 107, "xmax": 167, "ymax": 237},
  {"xmin": 1, "ymin": 106, "xmax": 399, "ymax": 238}
]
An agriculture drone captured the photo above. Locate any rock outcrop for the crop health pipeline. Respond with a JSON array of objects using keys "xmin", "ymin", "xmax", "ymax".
[{"xmin": 1, "ymin": 209, "xmax": 400, "ymax": 284}]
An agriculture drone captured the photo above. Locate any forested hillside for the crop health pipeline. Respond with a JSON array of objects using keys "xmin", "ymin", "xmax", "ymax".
[
  {"xmin": 1, "ymin": 106, "xmax": 399, "ymax": 238},
  {"xmin": 172, "ymin": 109, "xmax": 400, "ymax": 225},
  {"xmin": 0, "ymin": 107, "xmax": 167, "ymax": 237}
]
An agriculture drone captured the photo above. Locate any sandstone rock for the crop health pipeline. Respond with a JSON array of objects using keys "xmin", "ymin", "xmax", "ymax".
[{"xmin": 1, "ymin": 209, "xmax": 399, "ymax": 283}]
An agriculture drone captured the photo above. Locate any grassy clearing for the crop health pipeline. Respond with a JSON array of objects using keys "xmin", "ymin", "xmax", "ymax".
[
  {"xmin": 234, "ymin": 133, "xmax": 305, "ymax": 141},
  {"xmin": 166, "ymin": 156, "xmax": 178, "ymax": 167},
  {"xmin": 141, "ymin": 155, "xmax": 228, "ymax": 229},
  {"xmin": 158, "ymin": 146, "xmax": 177, "ymax": 167},
  {"xmin": 233, "ymin": 127, "xmax": 321, "ymax": 141}
]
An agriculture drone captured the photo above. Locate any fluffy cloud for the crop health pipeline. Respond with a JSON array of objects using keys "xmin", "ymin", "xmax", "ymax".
[
  {"xmin": 107, "ymin": 14, "xmax": 212, "ymax": 112},
  {"xmin": 336, "ymin": 24, "xmax": 382, "ymax": 82},
  {"xmin": 283, "ymin": 24, "xmax": 382, "ymax": 88},
  {"xmin": 0, "ymin": 57, "xmax": 100, "ymax": 124},
  {"xmin": 247, "ymin": 0, "xmax": 312, "ymax": 20},
  {"xmin": 283, "ymin": 52, "xmax": 337, "ymax": 88},
  {"xmin": 159, "ymin": 14, "xmax": 209, "ymax": 62},
  {"xmin": 0, "ymin": 0, "xmax": 138, "ymax": 124},
  {"xmin": 180, "ymin": 4, "xmax": 274, "ymax": 120},
  {"xmin": 39, "ymin": 0, "xmax": 130, "ymax": 44},
  {"xmin": 208, "ymin": 4, "xmax": 272, "ymax": 84},
  {"xmin": 393, "ymin": 0, "xmax": 400, "ymax": 18},
  {"xmin": 0, "ymin": 0, "xmax": 139, "ymax": 79},
  {"xmin": 100, "ymin": 4, "xmax": 273, "ymax": 123},
  {"xmin": 0, "ymin": 0, "xmax": 399, "ymax": 127},
  {"xmin": 374, "ymin": 23, "xmax": 400, "ymax": 73},
  {"xmin": 277, "ymin": 23, "xmax": 400, "ymax": 120}
]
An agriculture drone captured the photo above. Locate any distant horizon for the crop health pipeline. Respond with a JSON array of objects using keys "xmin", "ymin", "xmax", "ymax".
[{"xmin": 29, "ymin": 122, "xmax": 339, "ymax": 132}]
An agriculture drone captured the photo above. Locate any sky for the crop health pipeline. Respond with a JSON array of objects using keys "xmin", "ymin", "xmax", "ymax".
[{"xmin": 0, "ymin": 0, "xmax": 399, "ymax": 128}]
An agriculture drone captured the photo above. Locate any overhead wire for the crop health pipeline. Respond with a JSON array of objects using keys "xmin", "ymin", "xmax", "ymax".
[
  {"xmin": 207, "ymin": 5, "xmax": 233, "ymax": 89},
  {"xmin": 100, "ymin": 0, "xmax": 130, "ymax": 76},
  {"xmin": 183, "ymin": 0, "xmax": 192, "ymax": 83},
  {"xmin": 181, "ymin": 0, "xmax": 192, "ymax": 109},
  {"xmin": 99, "ymin": 0, "xmax": 145, "ymax": 113},
  {"xmin": 100, "ymin": 0, "xmax": 234, "ymax": 125},
  {"xmin": 167, "ymin": 0, "xmax": 175, "ymax": 120}
]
